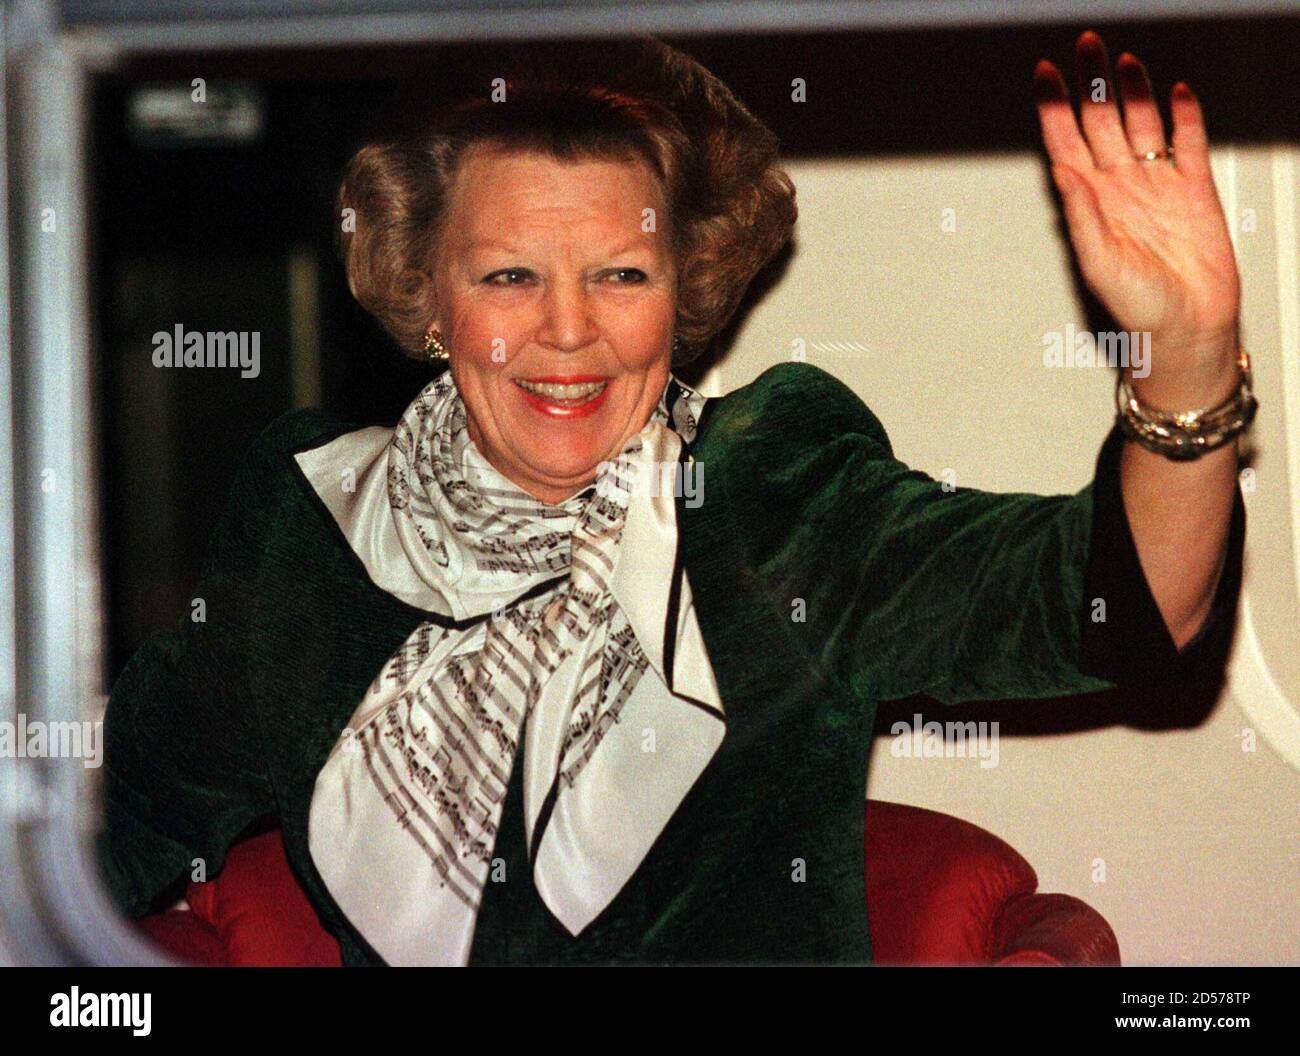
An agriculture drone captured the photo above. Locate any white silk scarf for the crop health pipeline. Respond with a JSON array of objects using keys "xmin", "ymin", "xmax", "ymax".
[{"xmin": 304, "ymin": 369, "xmax": 725, "ymax": 965}]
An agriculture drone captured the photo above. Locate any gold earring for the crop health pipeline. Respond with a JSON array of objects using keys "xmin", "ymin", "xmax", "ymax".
[{"xmin": 423, "ymin": 327, "xmax": 449, "ymax": 361}]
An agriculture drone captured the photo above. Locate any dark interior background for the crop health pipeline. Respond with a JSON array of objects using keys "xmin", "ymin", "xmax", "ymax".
[{"xmin": 93, "ymin": 18, "xmax": 1300, "ymax": 694}]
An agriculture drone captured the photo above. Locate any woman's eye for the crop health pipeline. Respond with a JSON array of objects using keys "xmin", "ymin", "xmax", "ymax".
[
  {"xmin": 607, "ymin": 268, "xmax": 647, "ymax": 284},
  {"xmin": 484, "ymin": 269, "xmax": 532, "ymax": 286},
  {"xmin": 483, "ymin": 268, "xmax": 646, "ymax": 286}
]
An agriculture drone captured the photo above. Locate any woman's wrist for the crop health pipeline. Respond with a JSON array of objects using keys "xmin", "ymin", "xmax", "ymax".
[
  {"xmin": 1115, "ymin": 327, "xmax": 1255, "ymax": 462},
  {"xmin": 1125, "ymin": 327, "xmax": 1241, "ymax": 412}
]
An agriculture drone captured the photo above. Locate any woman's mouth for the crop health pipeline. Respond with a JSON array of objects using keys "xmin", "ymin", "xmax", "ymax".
[{"xmin": 513, "ymin": 376, "xmax": 610, "ymax": 418}]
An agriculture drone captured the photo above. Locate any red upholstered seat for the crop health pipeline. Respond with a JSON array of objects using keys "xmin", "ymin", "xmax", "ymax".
[
  {"xmin": 134, "ymin": 801, "xmax": 1119, "ymax": 966},
  {"xmin": 863, "ymin": 800, "xmax": 1120, "ymax": 966},
  {"xmin": 137, "ymin": 828, "xmax": 341, "ymax": 967}
]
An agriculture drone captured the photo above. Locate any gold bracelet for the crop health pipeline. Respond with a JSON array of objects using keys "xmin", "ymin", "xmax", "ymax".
[{"xmin": 1115, "ymin": 347, "xmax": 1258, "ymax": 461}]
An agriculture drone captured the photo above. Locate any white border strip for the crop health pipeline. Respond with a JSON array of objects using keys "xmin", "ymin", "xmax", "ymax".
[
  {"xmin": 1273, "ymin": 147, "xmax": 1300, "ymax": 584},
  {"xmin": 1227, "ymin": 144, "xmax": 1300, "ymax": 772}
]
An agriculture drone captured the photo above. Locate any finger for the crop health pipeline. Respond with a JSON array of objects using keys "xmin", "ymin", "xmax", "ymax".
[
  {"xmin": 1051, "ymin": 163, "xmax": 1111, "ymax": 278},
  {"xmin": 1115, "ymin": 52, "xmax": 1168, "ymax": 157},
  {"xmin": 1074, "ymin": 30, "xmax": 1134, "ymax": 169},
  {"xmin": 1033, "ymin": 59, "xmax": 1096, "ymax": 172},
  {"xmin": 1170, "ymin": 81, "xmax": 1213, "ymax": 184}
]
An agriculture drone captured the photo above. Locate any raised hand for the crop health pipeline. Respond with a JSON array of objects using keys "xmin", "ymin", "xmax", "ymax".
[{"xmin": 1033, "ymin": 29, "xmax": 1240, "ymax": 409}]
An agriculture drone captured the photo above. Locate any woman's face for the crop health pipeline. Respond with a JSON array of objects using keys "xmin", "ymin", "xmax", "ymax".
[{"xmin": 431, "ymin": 144, "xmax": 677, "ymax": 505}]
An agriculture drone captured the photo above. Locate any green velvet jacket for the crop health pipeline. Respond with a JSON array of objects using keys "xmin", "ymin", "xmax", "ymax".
[{"xmin": 95, "ymin": 362, "xmax": 1246, "ymax": 965}]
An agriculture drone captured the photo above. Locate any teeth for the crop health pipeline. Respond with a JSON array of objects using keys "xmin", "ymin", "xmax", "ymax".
[{"xmin": 515, "ymin": 379, "xmax": 607, "ymax": 401}]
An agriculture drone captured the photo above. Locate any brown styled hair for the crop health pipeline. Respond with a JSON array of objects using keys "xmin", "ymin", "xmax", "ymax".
[{"xmin": 335, "ymin": 36, "xmax": 797, "ymax": 367}]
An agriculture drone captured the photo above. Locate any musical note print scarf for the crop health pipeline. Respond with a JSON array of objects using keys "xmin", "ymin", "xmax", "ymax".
[{"xmin": 308, "ymin": 367, "xmax": 717, "ymax": 965}]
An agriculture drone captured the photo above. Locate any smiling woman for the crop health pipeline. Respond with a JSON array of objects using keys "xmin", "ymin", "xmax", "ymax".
[
  {"xmin": 95, "ymin": 32, "xmax": 1251, "ymax": 967},
  {"xmin": 337, "ymin": 42, "xmax": 797, "ymax": 369},
  {"xmin": 429, "ymin": 147, "xmax": 681, "ymax": 502},
  {"xmin": 335, "ymin": 43, "xmax": 797, "ymax": 502}
]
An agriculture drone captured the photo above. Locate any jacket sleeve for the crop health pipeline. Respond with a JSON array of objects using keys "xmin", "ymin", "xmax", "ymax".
[
  {"xmin": 93, "ymin": 414, "xmax": 307, "ymax": 918},
  {"xmin": 714, "ymin": 362, "xmax": 1245, "ymax": 707}
]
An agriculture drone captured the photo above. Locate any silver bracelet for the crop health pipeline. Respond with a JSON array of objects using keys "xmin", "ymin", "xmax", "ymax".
[{"xmin": 1115, "ymin": 348, "xmax": 1258, "ymax": 461}]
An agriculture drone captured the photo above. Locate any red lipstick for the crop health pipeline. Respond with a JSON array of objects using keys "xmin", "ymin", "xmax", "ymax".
[{"xmin": 513, "ymin": 376, "xmax": 611, "ymax": 419}]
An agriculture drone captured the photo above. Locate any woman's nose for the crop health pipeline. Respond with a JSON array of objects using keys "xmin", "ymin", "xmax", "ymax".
[{"xmin": 536, "ymin": 277, "xmax": 599, "ymax": 352}]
